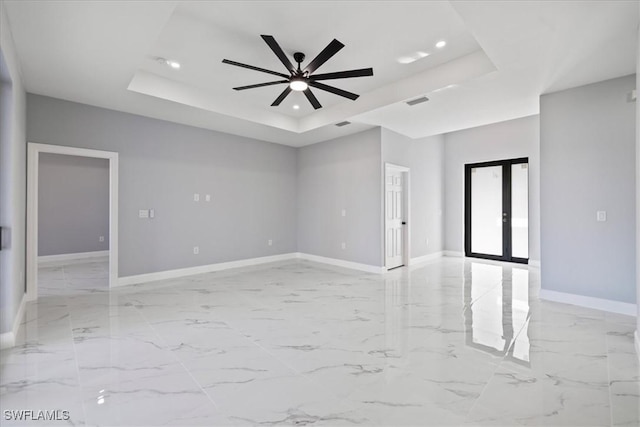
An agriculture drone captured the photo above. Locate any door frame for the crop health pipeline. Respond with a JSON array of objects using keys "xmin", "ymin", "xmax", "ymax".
[
  {"xmin": 464, "ymin": 157, "xmax": 528, "ymax": 264},
  {"xmin": 26, "ymin": 142, "xmax": 119, "ymax": 301},
  {"xmin": 384, "ymin": 163, "xmax": 410, "ymax": 270}
]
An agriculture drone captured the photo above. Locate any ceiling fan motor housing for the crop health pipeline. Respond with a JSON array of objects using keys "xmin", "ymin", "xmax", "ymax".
[{"xmin": 293, "ymin": 52, "xmax": 306, "ymax": 67}]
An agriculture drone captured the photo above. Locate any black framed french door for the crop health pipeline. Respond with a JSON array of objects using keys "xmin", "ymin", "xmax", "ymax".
[{"xmin": 464, "ymin": 158, "xmax": 529, "ymax": 264}]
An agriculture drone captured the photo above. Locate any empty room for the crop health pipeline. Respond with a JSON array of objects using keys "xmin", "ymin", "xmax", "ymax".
[{"xmin": 1, "ymin": 1, "xmax": 639, "ymax": 426}]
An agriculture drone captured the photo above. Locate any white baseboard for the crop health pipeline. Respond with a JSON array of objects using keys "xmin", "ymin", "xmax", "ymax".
[
  {"xmin": 117, "ymin": 252, "xmax": 387, "ymax": 287},
  {"xmin": 39, "ymin": 250, "xmax": 109, "ymax": 264},
  {"xmin": 540, "ymin": 289, "xmax": 637, "ymax": 316},
  {"xmin": 0, "ymin": 292, "xmax": 27, "ymax": 349},
  {"xmin": 528, "ymin": 259, "xmax": 541, "ymax": 268},
  {"xmin": 444, "ymin": 251, "xmax": 464, "ymax": 258},
  {"xmin": 410, "ymin": 251, "xmax": 443, "ymax": 265},
  {"xmin": 117, "ymin": 253, "xmax": 299, "ymax": 287},
  {"xmin": 297, "ymin": 253, "xmax": 386, "ymax": 274}
]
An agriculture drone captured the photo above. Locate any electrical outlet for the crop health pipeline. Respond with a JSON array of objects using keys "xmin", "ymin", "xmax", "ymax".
[
  {"xmin": 268, "ymin": 239, "xmax": 273, "ymax": 246},
  {"xmin": 99, "ymin": 236, "xmax": 105, "ymax": 242},
  {"xmin": 138, "ymin": 209, "xmax": 149, "ymax": 219},
  {"xmin": 193, "ymin": 193, "xmax": 200, "ymax": 202},
  {"xmin": 193, "ymin": 246, "xmax": 199, "ymax": 255},
  {"xmin": 205, "ymin": 194, "xmax": 211, "ymax": 202},
  {"xmin": 341, "ymin": 242, "xmax": 346, "ymax": 250}
]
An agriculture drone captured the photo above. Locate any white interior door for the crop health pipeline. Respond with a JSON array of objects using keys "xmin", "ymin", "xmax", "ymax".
[{"xmin": 385, "ymin": 168, "xmax": 404, "ymax": 269}]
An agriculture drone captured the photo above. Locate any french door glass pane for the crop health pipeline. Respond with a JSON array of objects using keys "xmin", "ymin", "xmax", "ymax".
[
  {"xmin": 511, "ymin": 163, "xmax": 529, "ymax": 259},
  {"xmin": 471, "ymin": 165, "xmax": 502, "ymax": 256}
]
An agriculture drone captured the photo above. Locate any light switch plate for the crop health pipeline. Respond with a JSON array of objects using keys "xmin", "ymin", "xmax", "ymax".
[
  {"xmin": 194, "ymin": 193, "xmax": 200, "ymax": 202},
  {"xmin": 596, "ymin": 211, "xmax": 607, "ymax": 222},
  {"xmin": 205, "ymin": 194, "xmax": 211, "ymax": 202},
  {"xmin": 138, "ymin": 209, "xmax": 149, "ymax": 219}
]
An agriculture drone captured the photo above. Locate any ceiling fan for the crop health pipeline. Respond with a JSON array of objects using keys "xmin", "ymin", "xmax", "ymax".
[{"xmin": 222, "ymin": 35, "xmax": 373, "ymax": 110}]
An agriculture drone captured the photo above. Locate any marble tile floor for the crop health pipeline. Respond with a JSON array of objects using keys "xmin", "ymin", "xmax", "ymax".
[
  {"xmin": 36, "ymin": 257, "xmax": 110, "ymax": 297},
  {"xmin": 1, "ymin": 257, "xmax": 638, "ymax": 426}
]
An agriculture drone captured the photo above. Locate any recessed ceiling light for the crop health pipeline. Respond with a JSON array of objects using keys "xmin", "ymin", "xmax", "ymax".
[
  {"xmin": 293, "ymin": 105, "xmax": 300, "ymax": 110},
  {"xmin": 397, "ymin": 50, "xmax": 430, "ymax": 65},
  {"xmin": 435, "ymin": 40, "xmax": 446, "ymax": 49},
  {"xmin": 397, "ymin": 56, "xmax": 416, "ymax": 64},
  {"xmin": 154, "ymin": 57, "xmax": 180, "ymax": 70}
]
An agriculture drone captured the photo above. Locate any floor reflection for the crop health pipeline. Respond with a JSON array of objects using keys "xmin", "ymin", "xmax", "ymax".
[
  {"xmin": 384, "ymin": 278, "xmax": 410, "ymax": 360},
  {"xmin": 464, "ymin": 262, "xmax": 531, "ymax": 365}
]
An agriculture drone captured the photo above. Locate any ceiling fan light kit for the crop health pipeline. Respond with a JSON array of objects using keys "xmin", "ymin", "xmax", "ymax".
[
  {"xmin": 222, "ymin": 35, "xmax": 374, "ymax": 110},
  {"xmin": 289, "ymin": 76, "xmax": 308, "ymax": 92}
]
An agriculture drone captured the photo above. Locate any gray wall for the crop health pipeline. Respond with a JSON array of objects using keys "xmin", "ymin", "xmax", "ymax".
[
  {"xmin": 409, "ymin": 135, "xmax": 445, "ymax": 258},
  {"xmin": 381, "ymin": 128, "xmax": 444, "ymax": 260},
  {"xmin": 38, "ymin": 153, "xmax": 109, "ymax": 256},
  {"xmin": 443, "ymin": 115, "xmax": 541, "ymax": 261},
  {"xmin": 297, "ymin": 128, "xmax": 382, "ymax": 266},
  {"xmin": 540, "ymin": 75, "xmax": 636, "ymax": 304},
  {"xmin": 636, "ymin": 7, "xmax": 640, "ymax": 339},
  {"xmin": 0, "ymin": 3, "xmax": 27, "ymax": 336},
  {"xmin": 27, "ymin": 95, "xmax": 297, "ymax": 277},
  {"xmin": 381, "ymin": 128, "xmax": 412, "ymax": 166}
]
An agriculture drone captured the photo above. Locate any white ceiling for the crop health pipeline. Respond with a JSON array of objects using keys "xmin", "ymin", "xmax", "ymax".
[{"xmin": 2, "ymin": 1, "xmax": 637, "ymax": 147}]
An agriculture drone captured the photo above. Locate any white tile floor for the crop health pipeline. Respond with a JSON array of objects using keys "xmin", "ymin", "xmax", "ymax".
[{"xmin": 1, "ymin": 257, "xmax": 638, "ymax": 426}]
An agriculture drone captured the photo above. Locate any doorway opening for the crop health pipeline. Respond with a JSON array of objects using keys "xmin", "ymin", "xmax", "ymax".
[
  {"xmin": 464, "ymin": 158, "xmax": 528, "ymax": 264},
  {"xmin": 27, "ymin": 143, "xmax": 119, "ymax": 301},
  {"xmin": 37, "ymin": 153, "xmax": 110, "ymax": 296},
  {"xmin": 384, "ymin": 163, "xmax": 409, "ymax": 270}
]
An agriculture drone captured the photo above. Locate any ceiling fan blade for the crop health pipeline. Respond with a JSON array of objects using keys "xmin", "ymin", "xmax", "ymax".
[
  {"xmin": 261, "ymin": 35, "xmax": 296, "ymax": 73},
  {"xmin": 311, "ymin": 68, "xmax": 374, "ymax": 81},
  {"xmin": 233, "ymin": 80, "xmax": 289, "ymax": 91},
  {"xmin": 222, "ymin": 59, "xmax": 290, "ymax": 79},
  {"xmin": 303, "ymin": 39, "xmax": 345, "ymax": 74},
  {"xmin": 271, "ymin": 86, "xmax": 293, "ymax": 106},
  {"xmin": 303, "ymin": 89, "xmax": 322, "ymax": 110},
  {"xmin": 309, "ymin": 81, "xmax": 359, "ymax": 100}
]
